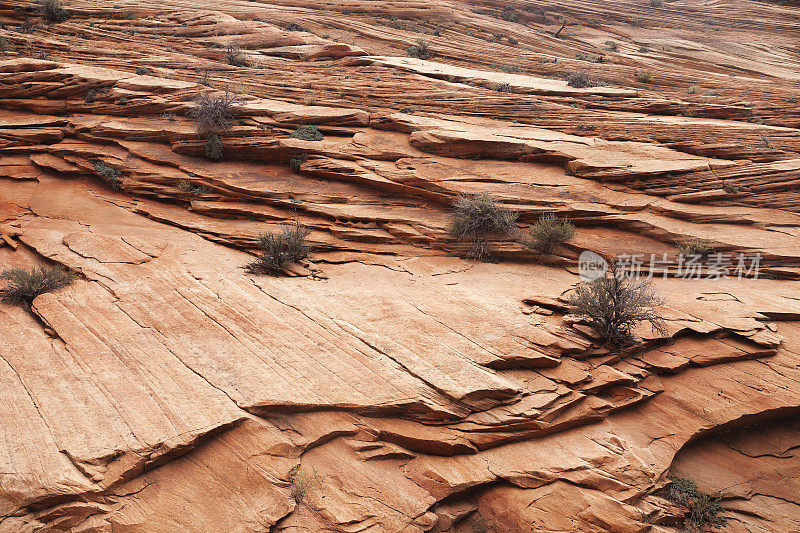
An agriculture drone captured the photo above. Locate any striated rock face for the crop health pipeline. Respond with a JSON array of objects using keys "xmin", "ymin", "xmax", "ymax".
[{"xmin": 1, "ymin": 0, "xmax": 800, "ymax": 531}]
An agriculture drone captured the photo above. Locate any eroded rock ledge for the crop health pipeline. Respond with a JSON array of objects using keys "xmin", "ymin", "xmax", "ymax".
[{"xmin": 1, "ymin": 0, "xmax": 800, "ymax": 531}]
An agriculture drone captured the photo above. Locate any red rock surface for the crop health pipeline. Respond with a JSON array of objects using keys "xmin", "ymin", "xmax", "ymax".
[{"xmin": 1, "ymin": 0, "xmax": 800, "ymax": 531}]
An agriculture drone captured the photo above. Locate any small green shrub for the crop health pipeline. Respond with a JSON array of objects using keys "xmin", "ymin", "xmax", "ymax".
[
  {"xmin": 635, "ymin": 70, "xmax": 653, "ymax": 83},
  {"xmin": 286, "ymin": 22, "xmax": 308, "ymax": 32},
  {"xmin": 604, "ymin": 40, "xmax": 618, "ymax": 52},
  {"xmin": 567, "ymin": 70, "xmax": 594, "ymax": 88},
  {"xmin": 37, "ymin": 0, "xmax": 70, "ymax": 22},
  {"xmin": 93, "ymin": 161, "xmax": 122, "ymax": 189},
  {"xmin": 289, "ymin": 154, "xmax": 308, "ymax": 171},
  {"xmin": 525, "ymin": 214, "xmax": 575, "ymax": 253},
  {"xmin": 176, "ymin": 180, "xmax": 209, "ymax": 195},
  {"xmin": 288, "ymin": 465, "xmax": 317, "ymax": 503},
  {"xmin": 568, "ymin": 264, "xmax": 666, "ymax": 345},
  {"xmin": 667, "ymin": 477, "xmax": 727, "ymax": 530},
  {"xmin": 723, "ymin": 182, "xmax": 745, "ymax": 194},
  {"xmin": 135, "ymin": 66, "xmax": 152, "ymax": 75},
  {"xmin": 494, "ymin": 82, "xmax": 513, "ymax": 92},
  {"xmin": 1, "ymin": 265, "xmax": 75, "ymax": 306},
  {"xmin": 406, "ymin": 38, "xmax": 433, "ymax": 59},
  {"xmin": 499, "ymin": 8, "xmax": 519, "ymax": 22},
  {"xmin": 245, "ymin": 222, "xmax": 311, "ymax": 276},
  {"xmin": 676, "ymin": 238, "xmax": 712, "ymax": 258},
  {"xmin": 289, "ymin": 125, "xmax": 323, "ymax": 141},
  {"xmin": 449, "ymin": 192, "xmax": 518, "ymax": 260},
  {"xmin": 205, "ymin": 134, "xmax": 223, "ymax": 161},
  {"xmin": 85, "ymin": 89, "xmax": 97, "ymax": 103}
]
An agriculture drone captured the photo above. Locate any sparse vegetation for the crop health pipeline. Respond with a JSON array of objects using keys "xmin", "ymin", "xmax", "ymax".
[
  {"xmin": 567, "ymin": 70, "xmax": 595, "ymax": 88},
  {"xmin": 686, "ymin": 85, "xmax": 699, "ymax": 94},
  {"xmin": 289, "ymin": 154, "xmax": 308, "ymax": 171},
  {"xmin": 604, "ymin": 40, "xmax": 618, "ymax": 52},
  {"xmin": 135, "ymin": 66, "xmax": 152, "ymax": 75},
  {"xmin": 649, "ymin": 0, "xmax": 663, "ymax": 7},
  {"xmin": 189, "ymin": 92, "xmax": 237, "ymax": 134},
  {"xmin": 245, "ymin": 222, "xmax": 311, "ymax": 276},
  {"xmin": 676, "ymin": 238, "xmax": 713, "ymax": 258},
  {"xmin": 667, "ymin": 477, "xmax": 727, "ymax": 530},
  {"xmin": 525, "ymin": 214, "xmax": 575, "ymax": 253},
  {"xmin": 288, "ymin": 465, "xmax": 317, "ymax": 503},
  {"xmin": 449, "ymin": 192, "xmax": 518, "ymax": 260},
  {"xmin": 289, "ymin": 125, "xmax": 323, "ymax": 141},
  {"xmin": 93, "ymin": 161, "xmax": 122, "ymax": 189},
  {"xmin": 635, "ymin": 70, "xmax": 653, "ymax": 83},
  {"xmin": 205, "ymin": 134, "xmax": 223, "ymax": 161},
  {"xmin": 406, "ymin": 38, "xmax": 433, "ymax": 59},
  {"xmin": 286, "ymin": 21, "xmax": 308, "ymax": 32},
  {"xmin": 0, "ymin": 38, "xmax": 13, "ymax": 54},
  {"xmin": 176, "ymin": 180, "xmax": 209, "ymax": 195},
  {"xmin": 567, "ymin": 263, "xmax": 666, "ymax": 345},
  {"xmin": 494, "ymin": 82, "xmax": 513, "ymax": 92},
  {"xmin": 37, "ymin": 0, "xmax": 70, "ymax": 23},
  {"xmin": 85, "ymin": 89, "xmax": 97, "ymax": 103},
  {"xmin": 225, "ymin": 42, "xmax": 248, "ymax": 67},
  {"xmin": 1, "ymin": 265, "xmax": 75, "ymax": 306}
]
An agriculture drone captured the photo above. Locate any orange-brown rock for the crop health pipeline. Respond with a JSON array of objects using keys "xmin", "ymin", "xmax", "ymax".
[{"xmin": 1, "ymin": 0, "xmax": 800, "ymax": 531}]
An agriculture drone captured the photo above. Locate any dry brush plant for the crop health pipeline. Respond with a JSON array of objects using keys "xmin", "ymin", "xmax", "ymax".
[
  {"xmin": 245, "ymin": 221, "xmax": 311, "ymax": 276},
  {"xmin": 567, "ymin": 263, "xmax": 666, "ymax": 345},
  {"xmin": 525, "ymin": 214, "xmax": 575, "ymax": 253},
  {"xmin": 1, "ymin": 265, "xmax": 75, "ymax": 306},
  {"xmin": 37, "ymin": 0, "xmax": 70, "ymax": 22},
  {"xmin": 449, "ymin": 192, "xmax": 518, "ymax": 260},
  {"xmin": 189, "ymin": 91, "xmax": 237, "ymax": 135},
  {"xmin": 667, "ymin": 477, "xmax": 727, "ymax": 531}
]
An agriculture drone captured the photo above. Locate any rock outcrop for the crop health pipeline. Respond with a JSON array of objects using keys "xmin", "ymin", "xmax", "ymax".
[{"xmin": 1, "ymin": 0, "xmax": 800, "ymax": 531}]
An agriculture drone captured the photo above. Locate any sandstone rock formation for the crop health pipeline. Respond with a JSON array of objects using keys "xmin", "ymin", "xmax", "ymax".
[{"xmin": 1, "ymin": 0, "xmax": 799, "ymax": 531}]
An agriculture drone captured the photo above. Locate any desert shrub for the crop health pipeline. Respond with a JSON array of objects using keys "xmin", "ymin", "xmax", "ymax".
[
  {"xmin": 686, "ymin": 85, "xmax": 699, "ymax": 94},
  {"xmin": 85, "ymin": 88, "xmax": 97, "ymax": 103},
  {"xmin": 568, "ymin": 263, "xmax": 666, "ymax": 345},
  {"xmin": 189, "ymin": 92, "xmax": 237, "ymax": 134},
  {"xmin": 289, "ymin": 154, "xmax": 308, "ymax": 171},
  {"xmin": 289, "ymin": 465, "xmax": 317, "ymax": 503},
  {"xmin": 176, "ymin": 180, "xmax": 208, "ymax": 195},
  {"xmin": 723, "ymin": 182, "xmax": 745, "ymax": 194},
  {"xmin": 449, "ymin": 192, "xmax": 518, "ymax": 260},
  {"xmin": 37, "ymin": 0, "xmax": 70, "ymax": 22},
  {"xmin": 205, "ymin": 134, "xmax": 223, "ymax": 161},
  {"xmin": 226, "ymin": 42, "xmax": 248, "ymax": 66},
  {"xmin": 135, "ymin": 66, "xmax": 152, "ymax": 75},
  {"xmin": 567, "ymin": 70, "xmax": 594, "ymax": 88},
  {"xmin": 499, "ymin": 8, "xmax": 519, "ymax": 22},
  {"xmin": 286, "ymin": 22, "xmax": 308, "ymax": 32},
  {"xmin": 289, "ymin": 125, "xmax": 323, "ymax": 141},
  {"xmin": 635, "ymin": 70, "xmax": 653, "ymax": 83},
  {"xmin": 649, "ymin": 0, "xmax": 663, "ymax": 6},
  {"xmin": 604, "ymin": 40, "xmax": 618, "ymax": 52},
  {"xmin": 676, "ymin": 238, "xmax": 712, "ymax": 258},
  {"xmin": 245, "ymin": 222, "xmax": 311, "ymax": 276},
  {"xmin": 1, "ymin": 265, "xmax": 75, "ymax": 306},
  {"xmin": 406, "ymin": 38, "xmax": 433, "ymax": 59},
  {"xmin": 667, "ymin": 477, "xmax": 727, "ymax": 530},
  {"xmin": 494, "ymin": 82, "xmax": 513, "ymax": 92},
  {"xmin": 0, "ymin": 38, "xmax": 13, "ymax": 53},
  {"xmin": 93, "ymin": 161, "xmax": 122, "ymax": 189},
  {"xmin": 525, "ymin": 214, "xmax": 575, "ymax": 253}
]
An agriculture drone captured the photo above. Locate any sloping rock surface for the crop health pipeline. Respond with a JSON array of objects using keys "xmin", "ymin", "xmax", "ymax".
[{"xmin": 1, "ymin": 0, "xmax": 800, "ymax": 531}]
